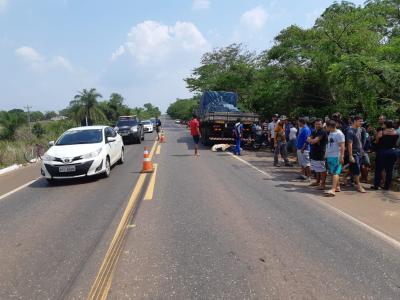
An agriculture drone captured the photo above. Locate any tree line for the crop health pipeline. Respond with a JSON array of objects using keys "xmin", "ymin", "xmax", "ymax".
[
  {"xmin": 0, "ymin": 88, "xmax": 161, "ymax": 141},
  {"xmin": 176, "ymin": 0, "xmax": 399, "ymax": 122}
]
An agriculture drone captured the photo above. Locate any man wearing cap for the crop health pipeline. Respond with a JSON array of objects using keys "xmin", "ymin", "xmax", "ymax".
[{"xmin": 268, "ymin": 114, "xmax": 279, "ymax": 152}]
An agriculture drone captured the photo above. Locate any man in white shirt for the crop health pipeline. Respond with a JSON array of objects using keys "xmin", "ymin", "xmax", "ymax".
[{"xmin": 268, "ymin": 114, "xmax": 279, "ymax": 151}]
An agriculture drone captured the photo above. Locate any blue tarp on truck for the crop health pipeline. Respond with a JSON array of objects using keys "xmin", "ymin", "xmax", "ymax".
[{"xmin": 199, "ymin": 91, "xmax": 240, "ymax": 116}]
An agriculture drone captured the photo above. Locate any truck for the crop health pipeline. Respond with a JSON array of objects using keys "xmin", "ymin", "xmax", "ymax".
[{"xmin": 198, "ymin": 91, "xmax": 259, "ymax": 145}]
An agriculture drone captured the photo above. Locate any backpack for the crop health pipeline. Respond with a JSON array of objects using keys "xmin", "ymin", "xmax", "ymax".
[{"xmin": 232, "ymin": 123, "xmax": 241, "ymax": 139}]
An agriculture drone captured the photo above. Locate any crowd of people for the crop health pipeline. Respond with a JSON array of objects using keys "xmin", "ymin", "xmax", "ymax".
[{"xmin": 253, "ymin": 113, "xmax": 400, "ymax": 196}]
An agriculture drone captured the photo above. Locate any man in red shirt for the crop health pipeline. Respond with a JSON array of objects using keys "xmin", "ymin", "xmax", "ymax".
[{"xmin": 189, "ymin": 114, "xmax": 201, "ymax": 156}]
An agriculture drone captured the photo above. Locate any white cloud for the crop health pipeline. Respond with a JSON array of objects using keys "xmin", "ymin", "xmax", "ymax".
[
  {"xmin": 0, "ymin": 0, "xmax": 8, "ymax": 12},
  {"xmin": 15, "ymin": 46, "xmax": 44, "ymax": 63},
  {"xmin": 111, "ymin": 45, "xmax": 125, "ymax": 61},
  {"xmin": 192, "ymin": 0, "xmax": 210, "ymax": 10},
  {"xmin": 112, "ymin": 20, "xmax": 209, "ymax": 64},
  {"xmin": 15, "ymin": 46, "xmax": 73, "ymax": 72},
  {"xmin": 240, "ymin": 6, "xmax": 268, "ymax": 31}
]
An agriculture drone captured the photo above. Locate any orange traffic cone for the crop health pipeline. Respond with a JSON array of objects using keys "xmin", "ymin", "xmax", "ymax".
[
  {"xmin": 141, "ymin": 146, "xmax": 154, "ymax": 173},
  {"xmin": 160, "ymin": 129, "xmax": 166, "ymax": 143}
]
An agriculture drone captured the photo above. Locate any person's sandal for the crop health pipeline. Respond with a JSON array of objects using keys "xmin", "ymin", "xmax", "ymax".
[
  {"xmin": 324, "ymin": 191, "xmax": 336, "ymax": 197},
  {"xmin": 357, "ymin": 187, "xmax": 366, "ymax": 193}
]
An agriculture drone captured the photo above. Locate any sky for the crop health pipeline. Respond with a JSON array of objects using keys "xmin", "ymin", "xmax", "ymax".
[{"xmin": 0, "ymin": 0, "xmax": 366, "ymax": 113}]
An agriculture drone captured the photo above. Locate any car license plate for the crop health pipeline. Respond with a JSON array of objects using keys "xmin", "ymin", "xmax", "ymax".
[
  {"xmin": 121, "ymin": 132, "xmax": 128, "ymax": 136},
  {"xmin": 59, "ymin": 165, "xmax": 76, "ymax": 173}
]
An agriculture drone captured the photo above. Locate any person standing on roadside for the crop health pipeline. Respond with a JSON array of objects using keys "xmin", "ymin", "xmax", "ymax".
[
  {"xmin": 268, "ymin": 114, "xmax": 279, "ymax": 152},
  {"xmin": 274, "ymin": 120, "xmax": 292, "ymax": 167},
  {"xmin": 287, "ymin": 121, "xmax": 298, "ymax": 154},
  {"xmin": 346, "ymin": 116, "xmax": 366, "ymax": 193},
  {"xmin": 307, "ymin": 118, "xmax": 328, "ymax": 190},
  {"xmin": 233, "ymin": 118, "xmax": 243, "ymax": 156},
  {"xmin": 155, "ymin": 116, "xmax": 162, "ymax": 141},
  {"xmin": 189, "ymin": 114, "xmax": 201, "ymax": 157},
  {"xmin": 325, "ymin": 120, "xmax": 345, "ymax": 197},
  {"xmin": 296, "ymin": 118, "xmax": 312, "ymax": 181},
  {"xmin": 371, "ymin": 120, "xmax": 399, "ymax": 190}
]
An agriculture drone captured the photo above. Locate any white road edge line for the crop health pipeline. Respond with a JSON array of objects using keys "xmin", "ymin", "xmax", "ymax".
[
  {"xmin": 0, "ymin": 178, "xmax": 41, "ymax": 202},
  {"xmin": 228, "ymin": 152, "xmax": 400, "ymax": 251},
  {"xmin": 311, "ymin": 196, "xmax": 400, "ymax": 251},
  {"xmin": 227, "ymin": 152, "xmax": 273, "ymax": 179}
]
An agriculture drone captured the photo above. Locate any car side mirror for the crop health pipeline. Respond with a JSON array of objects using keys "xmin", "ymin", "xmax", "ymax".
[
  {"xmin": 107, "ymin": 137, "xmax": 117, "ymax": 143},
  {"xmin": 48, "ymin": 141, "xmax": 55, "ymax": 147}
]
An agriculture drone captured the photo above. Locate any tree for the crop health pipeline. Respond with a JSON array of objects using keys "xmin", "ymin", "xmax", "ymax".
[
  {"xmin": 0, "ymin": 111, "xmax": 27, "ymax": 140},
  {"xmin": 70, "ymin": 88, "xmax": 106, "ymax": 126},
  {"xmin": 44, "ymin": 111, "xmax": 58, "ymax": 120},
  {"xmin": 185, "ymin": 44, "xmax": 257, "ymax": 107},
  {"xmin": 30, "ymin": 111, "xmax": 44, "ymax": 122},
  {"xmin": 32, "ymin": 122, "xmax": 45, "ymax": 138},
  {"xmin": 167, "ymin": 98, "xmax": 199, "ymax": 120}
]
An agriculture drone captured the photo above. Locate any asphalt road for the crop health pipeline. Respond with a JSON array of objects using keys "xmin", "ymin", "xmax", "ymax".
[
  {"xmin": 110, "ymin": 120, "xmax": 400, "ymax": 299},
  {"xmin": 0, "ymin": 135, "xmax": 156, "ymax": 299},
  {"xmin": 1, "ymin": 119, "xmax": 400, "ymax": 299}
]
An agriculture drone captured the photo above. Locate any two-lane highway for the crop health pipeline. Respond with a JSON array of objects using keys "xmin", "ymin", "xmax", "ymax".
[
  {"xmin": 1, "ymin": 119, "xmax": 400, "ymax": 299},
  {"xmin": 0, "ymin": 136, "xmax": 156, "ymax": 299}
]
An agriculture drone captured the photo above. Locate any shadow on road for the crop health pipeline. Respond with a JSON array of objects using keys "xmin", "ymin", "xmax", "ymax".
[{"xmin": 30, "ymin": 174, "xmax": 107, "ymax": 188}]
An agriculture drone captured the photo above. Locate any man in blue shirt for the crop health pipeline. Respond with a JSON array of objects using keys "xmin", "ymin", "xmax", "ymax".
[
  {"xmin": 234, "ymin": 118, "xmax": 244, "ymax": 156},
  {"xmin": 296, "ymin": 118, "xmax": 312, "ymax": 181}
]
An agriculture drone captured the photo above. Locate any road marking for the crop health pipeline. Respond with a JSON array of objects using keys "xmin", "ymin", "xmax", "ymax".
[
  {"xmin": 156, "ymin": 145, "xmax": 161, "ymax": 155},
  {"xmin": 310, "ymin": 195, "xmax": 400, "ymax": 251},
  {"xmin": 228, "ymin": 152, "xmax": 400, "ymax": 251},
  {"xmin": 144, "ymin": 164, "xmax": 158, "ymax": 201},
  {"xmin": 88, "ymin": 173, "xmax": 147, "ymax": 300},
  {"xmin": 149, "ymin": 140, "xmax": 158, "ymax": 160},
  {"xmin": 227, "ymin": 153, "xmax": 272, "ymax": 179},
  {"xmin": 0, "ymin": 177, "xmax": 41, "ymax": 202}
]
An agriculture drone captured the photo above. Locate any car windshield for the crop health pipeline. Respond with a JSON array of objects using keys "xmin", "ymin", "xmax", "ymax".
[
  {"xmin": 117, "ymin": 120, "xmax": 138, "ymax": 127},
  {"xmin": 56, "ymin": 129, "xmax": 103, "ymax": 145},
  {"xmin": 142, "ymin": 121, "xmax": 151, "ymax": 125}
]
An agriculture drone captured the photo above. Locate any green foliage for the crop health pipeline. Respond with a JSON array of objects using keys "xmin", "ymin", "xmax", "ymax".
[
  {"xmin": 185, "ymin": 1, "xmax": 400, "ymax": 121},
  {"xmin": 70, "ymin": 88, "xmax": 106, "ymax": 125},
  {"xmin": 30, "ymin": 111, "xmax": 44, "ymax": 122},
  {"xmin": 32, "ymin": 122, "xmax": 45, "ymax": 138},
  {"xmin": 167, "ymin": 98, "xmax": 199, "ymax": 120},
  {"xmin": 131, "ymin": 103, "xmax": 162, "ymax": 120},
  {"xmin": 44, "ymin": 111, "xmax": 58, "ymax": 120},
  {"xmin": 0, "ymin": 111, "xmax": 27, "ymax": 140}
]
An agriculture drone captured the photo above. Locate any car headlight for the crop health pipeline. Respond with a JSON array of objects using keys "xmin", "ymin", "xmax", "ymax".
[
  {"xmin": 82, "ymin": 148, "xmax": 102, "ymax": 159},
  {"xmin": 42, "ymin": 154, "xmax": 56, "ymax": 161},
  {"xmin": 131, "ymin": 126, "xmax": 138, "ymax": 132}
]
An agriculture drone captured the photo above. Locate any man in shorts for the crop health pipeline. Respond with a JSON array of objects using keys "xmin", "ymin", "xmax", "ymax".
[
  {"xmin": 307, "ymin": 118, "xmax": 328, "ymax": 190},
  {"xmin": 325, "ymin": 120, "xmax": 345, "ymax": 197},
  {"xmin": 189, "ymin": 114, "xmax": 201, "ymax": 156},
  {"xmin": 296, "ymin": 118, "xmax": 311, "ymax": 181},
  {"xmin": 346, "ymin": 116, "xmax": 366, "ymax": 193},
  {"xmin": 155, "ymin": 116, "xmax": 162, "ymax": 140}
]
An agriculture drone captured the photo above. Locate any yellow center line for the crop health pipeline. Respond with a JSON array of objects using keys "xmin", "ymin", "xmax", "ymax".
[
  {"xmin": 88, "ymin": 173, "xmax": 147, "ymax": 300},
  {"xmin": 144, "ymin": 164, "xmax": 158, "ymax": 201},
  {"xmin": 156, "ymin": 145, "xmax": 161, "ymax": 155},
  {"xmin": 88, "ymin": 139, "xmax": 159, "ymax": 300},
  {"xmin": 149, "ymin": 140, "xmax": 158, "ymax": 160}
]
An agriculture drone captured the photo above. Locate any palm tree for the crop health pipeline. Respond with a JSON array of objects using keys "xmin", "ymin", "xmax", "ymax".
[{"xmin": 71, "ymin": 88, "xmax": 106, "ymax": 126}]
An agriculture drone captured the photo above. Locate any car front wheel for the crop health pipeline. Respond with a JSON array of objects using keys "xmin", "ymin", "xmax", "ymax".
[
  {"xmin": 118, "ymin": 149, "xmax": 124, "ymax": 164},
  {"xmin": 103, "ymin": 157, "xmax": 111, "ymax": 178}
]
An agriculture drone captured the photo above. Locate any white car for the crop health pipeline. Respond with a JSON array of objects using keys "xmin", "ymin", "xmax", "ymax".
[
  {"xmin": 141, "ymin": 120, "xmax": 154, "ymax": 133},
  {"xmin": 41, "ymin": 126, "xmax": 124, "ymax": 181}
]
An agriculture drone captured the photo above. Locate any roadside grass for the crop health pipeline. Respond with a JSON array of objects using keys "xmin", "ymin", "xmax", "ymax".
[{"xmin": 0, "ymin": 120, "xmax": 76, "ymax": 168}]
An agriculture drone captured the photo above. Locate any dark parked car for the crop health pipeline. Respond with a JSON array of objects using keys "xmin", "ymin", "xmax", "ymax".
[{"xmin": 115, "ymin": 117, "xmax": 144, "ymax": 144}]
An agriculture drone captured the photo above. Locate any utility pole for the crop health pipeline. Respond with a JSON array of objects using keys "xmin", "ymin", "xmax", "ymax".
[{"xmin": 25, "ymin": 105, "xmax": 32, "ymax": 133}]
